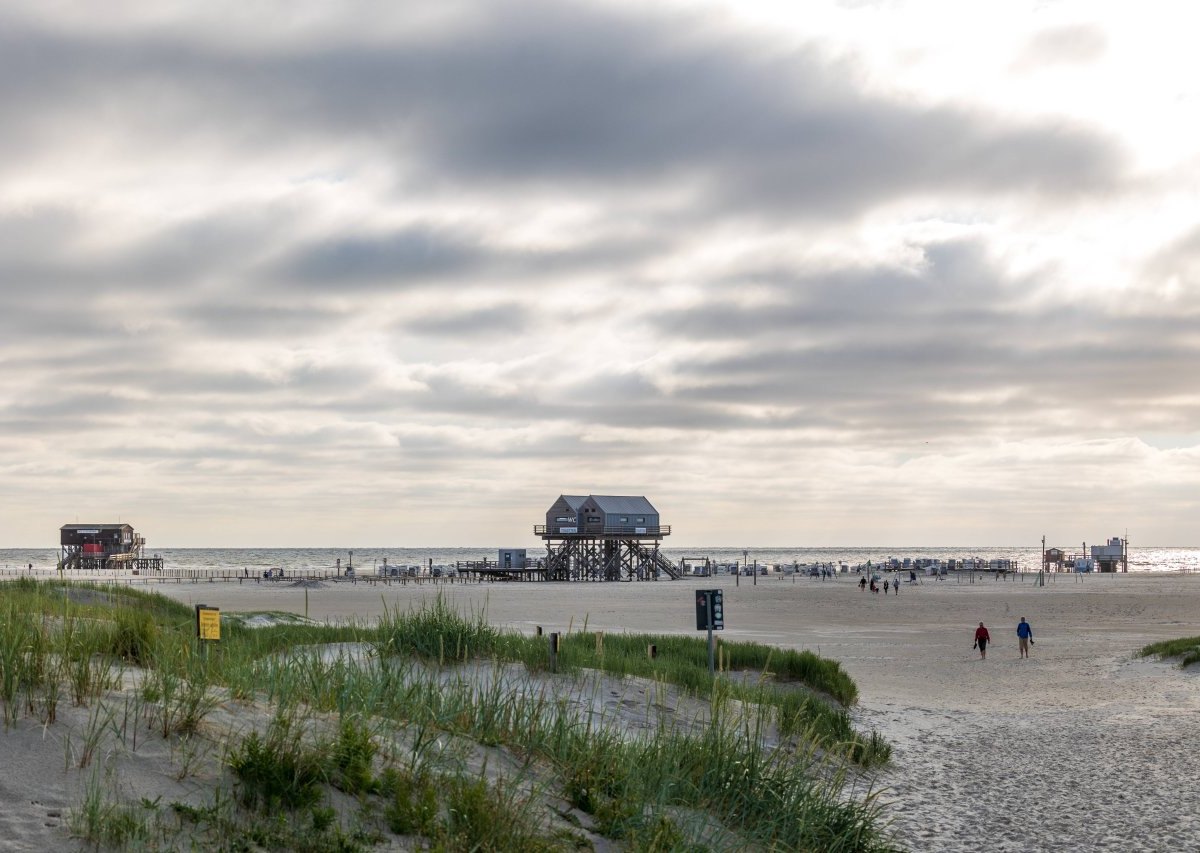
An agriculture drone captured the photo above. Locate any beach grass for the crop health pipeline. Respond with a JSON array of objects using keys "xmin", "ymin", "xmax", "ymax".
[
  {"xmin": 372, "ymin": 594, "xmax": 883, "ymax": 764},
  {"xmin": 1139, "ymin": 635, "xmax": 1200, "ymax": 668},
  {"xmin": 1, "ymin": 578, "xmax": 898, "ymax": 851}
]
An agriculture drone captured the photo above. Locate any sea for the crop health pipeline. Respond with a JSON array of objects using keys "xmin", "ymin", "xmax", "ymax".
[{"xmin": 1, "ymin": 545, "xmax": 1196, "ymax": 574}]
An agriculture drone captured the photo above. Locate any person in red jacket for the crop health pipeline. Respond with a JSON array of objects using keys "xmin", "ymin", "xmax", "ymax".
[{"xmin": 974, "ymin": 622, "xmax": 991, "ymax": 659}]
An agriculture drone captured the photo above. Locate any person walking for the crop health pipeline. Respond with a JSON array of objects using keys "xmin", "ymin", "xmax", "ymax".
[
  {"xmin": 1017, "ymin": 617, "xmax": 1034, "ymax": 658},
  {"xmin": 974, "ymin": 622, "xmax": 991, "ymax": 659}
]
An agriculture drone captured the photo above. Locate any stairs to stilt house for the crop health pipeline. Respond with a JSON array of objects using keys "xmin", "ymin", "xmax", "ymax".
[{"xmin": 652, "ymin": 549, "xmax": 681, "ymax": 579}]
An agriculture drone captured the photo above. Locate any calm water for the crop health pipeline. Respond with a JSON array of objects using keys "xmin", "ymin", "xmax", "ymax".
[{"xmin": 1, "ymin": 545, "xmax": 1195, "ymax": 573}]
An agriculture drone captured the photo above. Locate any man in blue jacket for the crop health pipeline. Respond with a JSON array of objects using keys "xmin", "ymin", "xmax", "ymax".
[{"xmin": 1017, "ymin": 617, "xmax": 1034, "ymax": 658}]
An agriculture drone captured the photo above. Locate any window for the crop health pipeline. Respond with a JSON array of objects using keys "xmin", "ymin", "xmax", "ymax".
[
  {"xmin": 636, "ymin": 517, "xmax": 645, "ymax": 523},
  {"xmin": 587, "ymin": 516, "xmax": 601, "ymax": 523},
  {"xmin": 619, "ymin": 517, "xmax": 628, "ymax": 523}
]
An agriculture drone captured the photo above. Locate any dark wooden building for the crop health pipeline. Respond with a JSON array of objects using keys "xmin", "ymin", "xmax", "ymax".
[
  {"xmin": 536, "ymin": 495, "xmax": 677, "ymax": 581},
  {"xmin": 543, "ymin": 495, "xmax": 663, "ymax": 537},
  {"xmin": 59, "ymin": 523, "xmax": 162, "ymax": 571}
]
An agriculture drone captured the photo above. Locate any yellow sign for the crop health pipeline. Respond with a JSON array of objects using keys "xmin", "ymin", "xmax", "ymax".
[{"xmin": 197, "ymin": 607, "xmax": 221, "ymax": 641}]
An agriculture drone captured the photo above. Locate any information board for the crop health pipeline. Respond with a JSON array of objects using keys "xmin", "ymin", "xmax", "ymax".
[
  {"xmin": 695, "ymin": 589, "xmax": 724, "ymax": 631},
  {"xmin": 196, "ymin": 605, "xmax": 221, "ymax": 642}
]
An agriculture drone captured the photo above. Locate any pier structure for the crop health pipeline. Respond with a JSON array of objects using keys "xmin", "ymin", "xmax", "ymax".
[
  {"xmin": 456, "ymin": 548, "xmax": 549, "ymax": 581},
  {"xmin": 536, "ymin": 495, "xmax": 679, "ymax": 581},
  {"xmin": 1042, "ymin": 535, "xmax": 1128, "ymax": 573},
  {"xmin": 59, "ymin": 523, "xmax": 163, "ymax": 572}
]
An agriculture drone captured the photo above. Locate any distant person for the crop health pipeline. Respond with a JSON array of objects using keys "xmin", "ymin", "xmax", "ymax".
[
  {"xmin": 974, "ymin": 622, "xmax": 991, "ymax": 659},
  {"xmin": 910, "ymin": 570, "xmax": 917, "ymax": 583},
  {"xmin": 1017, "ymin": 617, "xmax": 1034, "ymax": 658},
  {"xmin": 883, "ymin": 579, "xmax": 890, "ymax": 594},
  {"xmin": 859, "ymin": 576, "xmax": 867, "ymax": 591},
  {"xmin": 893, "ymin": 578, "xmax": 899, "ymax": 595}
]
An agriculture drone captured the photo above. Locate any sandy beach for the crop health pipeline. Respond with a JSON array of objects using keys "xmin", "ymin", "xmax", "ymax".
[
  {"xmin": 1, "ymin": 569, "xmax": 1197, "ymax": 850},
  {"xmin": 147, "ymin": 570, "xmax": 1200, "ymax": 852}
]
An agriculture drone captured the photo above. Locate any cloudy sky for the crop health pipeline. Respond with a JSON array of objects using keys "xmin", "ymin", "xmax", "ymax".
[{"xmin": 2, "ymin": 0, "xmax": 1199, "ymax": 548}]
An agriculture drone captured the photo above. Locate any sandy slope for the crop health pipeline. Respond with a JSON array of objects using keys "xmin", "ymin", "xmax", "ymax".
[
  {"xmin": 3, "ymin": 570, "xmax": 1197, "ymax": 850},
  {"xmin": 153, "ymin": 571, "xmax": 1200, "ymax": 851}
]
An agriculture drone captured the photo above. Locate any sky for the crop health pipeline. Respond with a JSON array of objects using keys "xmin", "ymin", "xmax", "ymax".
[{"xmin": 2, "ymin": 0, "xmax": 1200, "ymax": 548}]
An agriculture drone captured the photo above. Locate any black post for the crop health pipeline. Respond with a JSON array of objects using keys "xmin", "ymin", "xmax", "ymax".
[
  {"xmin": 707, "ymin": 593, "xmax": 715, "ymax": 675},
  {"xmin": 549, "ymin": 632, "xmax": 559, "ymax": 673}
]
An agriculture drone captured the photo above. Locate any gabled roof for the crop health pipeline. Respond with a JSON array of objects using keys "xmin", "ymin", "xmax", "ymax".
[
  {"xmin": 557, "ymin": 495, "xmax": 589, "ymax": 511},
  {"xmin": 588, "ymin": 495, "xmax": 657, "ymax": 515}
]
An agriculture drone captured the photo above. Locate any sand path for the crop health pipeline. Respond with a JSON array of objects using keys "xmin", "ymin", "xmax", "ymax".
[{"xmin": 156, "ymin": 571, "xmax": 1200, "ymax": 851}]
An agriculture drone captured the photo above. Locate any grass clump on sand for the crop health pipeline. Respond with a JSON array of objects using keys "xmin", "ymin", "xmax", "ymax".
[
  {"xmin": 375, "ymin": 595, "xmax": 886, "ymax": 766},
  {"xmin": 2, "ymin": 579, "xmax": 898, "ymax": 852},
  {"xmin": 1140, "ymin": 636, "xmax": 1200, "ymax": 668}
]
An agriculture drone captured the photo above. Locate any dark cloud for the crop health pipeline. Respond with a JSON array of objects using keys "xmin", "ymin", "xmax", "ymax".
[
  {"xmin": 0, "ymin": 2, "xmax": 1125, "ymax": 221},
  {"xmin": 276, "ymin": 227, "xmax": 486, "ymax": 290},
  {"xmin": 648, "ymin": 238, "xmax": 1200, "ymax": 439},
  {"xmin": 652, "ymin": 239, "xmax": 1026, "ymax": 340},
  {"xmin": 268, "ymin": 224, "xmax": 668, "ymax": 291},
  {"xmin": 398, "ymin": 303, "xmax": 532, "ymax": 336},
  {"xmin": 180, "ymin": 300, "xmax": 351, "ymax": 339}
]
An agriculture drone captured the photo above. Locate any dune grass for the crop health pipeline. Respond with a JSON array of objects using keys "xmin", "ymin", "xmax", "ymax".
[
  {"xmin": 1140, "ymin": 636, "xmax": 1200, "ymax": 668},
  {"xmin": 0, "ymin": 578, "xmax": 898, "ymax": 851},
  {"xmin": 373, "ymin": 594, "xmax": 884, "ymax": 766}
]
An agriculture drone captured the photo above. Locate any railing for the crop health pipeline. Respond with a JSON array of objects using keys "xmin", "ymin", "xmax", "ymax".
[{"xmin": 534, "ymin": 524, "xmax": 670, "ymax": 536}]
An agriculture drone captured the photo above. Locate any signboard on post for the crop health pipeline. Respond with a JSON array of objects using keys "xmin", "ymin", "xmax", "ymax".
[
  {"xmin": 695, "ymin": 589, "xmax": 724, "ymax": 674},
  {"xmin": 195, "ymin": 604, "xmax": 221, "ymax": 642},
  {"xmin": 695, "ymin": 589, "xmax": 724, "ymax": 631}
]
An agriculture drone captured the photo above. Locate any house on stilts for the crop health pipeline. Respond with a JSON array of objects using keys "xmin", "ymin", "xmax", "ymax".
[
  {"xmin": 536, "ymin": 495, "xmax": 679, "ymax": 581},
  {"xmin": 59, "ymin": 523, "xmax": 163, "ymax": 572}
]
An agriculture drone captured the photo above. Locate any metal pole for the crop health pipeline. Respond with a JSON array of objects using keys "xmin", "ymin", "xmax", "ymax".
[{"xmin": 707, "ymin": 593, "xmax": 715, "ymax": 675}]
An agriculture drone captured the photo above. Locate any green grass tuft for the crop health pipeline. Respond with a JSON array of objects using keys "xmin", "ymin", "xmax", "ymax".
[{"xmin": 1140, "ymin": 635, "xmax": 1200, "ymax": 668}]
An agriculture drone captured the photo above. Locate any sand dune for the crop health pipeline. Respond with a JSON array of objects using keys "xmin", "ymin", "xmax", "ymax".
[
  {"xmin": 154, "ymin": 571, "xmax": 1200, "ymax": 851},
  {"xmin": 3, "ymin": 570, "xmax": 1197, "ymax": 850}
]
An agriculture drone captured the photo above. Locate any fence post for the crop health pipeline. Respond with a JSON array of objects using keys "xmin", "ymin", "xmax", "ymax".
[{"xmin": 549, "ymin": 632, "xmax": 559, "ymax": 673}]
